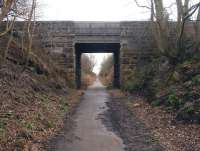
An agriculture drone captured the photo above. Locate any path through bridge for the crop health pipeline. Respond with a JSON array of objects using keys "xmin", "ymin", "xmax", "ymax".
[{"xmin": 46, "ymin": 78, "xmax": 163, "ymax": 151}]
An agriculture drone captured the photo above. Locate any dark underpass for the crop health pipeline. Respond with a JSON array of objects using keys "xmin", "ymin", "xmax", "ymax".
[{"xmin": 75, "ymin": 43, "xmax": 121, "ymax": 89}]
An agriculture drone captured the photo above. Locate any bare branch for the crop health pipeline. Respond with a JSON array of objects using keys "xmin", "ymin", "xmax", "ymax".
[{"xmin": 133, "ymin": 0, "xmax": 151, "ymax": 9}]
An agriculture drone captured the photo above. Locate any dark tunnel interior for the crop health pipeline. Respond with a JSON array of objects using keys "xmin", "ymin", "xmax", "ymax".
[{"xmin": 75, "ymin": 43, "xmax": 120, "ymax": 89}]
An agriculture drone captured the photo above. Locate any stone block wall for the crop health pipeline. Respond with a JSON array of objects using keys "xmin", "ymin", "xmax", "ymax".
[
  {"xmin": 34, "ymin": 22, "xmax": 76, "ymax": 86},
  {"xmin": 11, "ymin": 21, "xmax": 160, "ymax": 87},
  {"xmin": 120, "ymin": 22, "xmax": 156, "ymax": 83}
]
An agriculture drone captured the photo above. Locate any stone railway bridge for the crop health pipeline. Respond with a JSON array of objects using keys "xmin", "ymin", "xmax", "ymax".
[{"xmin": 14, "ymin": 21, "xmax": 158, "ymax": 88}]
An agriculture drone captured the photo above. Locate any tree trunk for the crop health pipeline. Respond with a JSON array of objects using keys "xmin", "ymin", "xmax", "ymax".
[
  {"xmin": 176, "ymin": 0, "xmax": 183, "ymax": 23},
  {"xmin": 0, "ymin": 0, "xmax": 14, "ymax": 24}
]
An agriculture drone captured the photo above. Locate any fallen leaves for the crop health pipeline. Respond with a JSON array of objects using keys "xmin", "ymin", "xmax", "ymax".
[
  {"xmin": 0, "ymin": 63, "xmax": 83, "ymax": 150},
  {"xmin": 127, "ymin": 95, "xmax": 200, "ymax": 151},
  {"xmin": 132, "ymin": 103, "xmax": 141, "ymax": 108}
]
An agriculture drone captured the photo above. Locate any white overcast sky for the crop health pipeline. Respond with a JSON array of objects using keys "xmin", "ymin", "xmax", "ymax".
[
  {"xmin": 39, "ymin": 0, "xmax": 151, "ymax": 21},
  {"xmin": 39, "ymin": 0, "xmax": 199, "ymax": 21},
  {"xmin": 38, "ymin": 0, "xmax": 199, "ymax": 74}
]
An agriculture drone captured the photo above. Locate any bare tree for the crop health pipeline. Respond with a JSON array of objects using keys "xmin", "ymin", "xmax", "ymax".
[
  {"xmin": 0, "ymin": 0, "xmax": 16, "ymax": 37},
  {"xmin": 24, "ymin": 0, "xmax": 36, "ymax": 66},
  {"xmin": 99, "ymin": 55, "xmax": 113, "ymax": 77},
  {"xmin": 0, "ymin": 0, "xmax": 38, "ymax": 67},
  {"xmin": 194, "ymin": 5, "xmax": 200, "ymax": 51},
  {"xmin": 133, "ymin": 0, "xmax": 200, "ymax": 83},
  {"xmin": 81, "ymin": 54, "xmax": 96, "ymax": 74},
  {"xmin": 0, "ymin": 0, "xmax": 14, "ymax": 23}
]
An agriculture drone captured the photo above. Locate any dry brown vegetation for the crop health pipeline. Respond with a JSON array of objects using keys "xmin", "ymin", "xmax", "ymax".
[
  {"xmin": 0, "ymin": 1, "xmax": 86, "ymax": 150},
  {"xmin": 0, "ymin": 33, "xmax": 83, "ymax": 150},
  {"xmin": 99, "ymin": 55, "xmax": 113, "ymax": 87},
  {"xmin": 81, "ymin": 54, "xmax": 96, "ymax": 88},
  {"xmin": 0, "ymin": 2, "xmax": 95, "ymax": 150},
  {"xmin": 81, "ymin": 72, "xmax": 96, "ymax": 88},
  {"xmin": 110, "ymin": 90, "xmax": 200, "ymax": 151}
]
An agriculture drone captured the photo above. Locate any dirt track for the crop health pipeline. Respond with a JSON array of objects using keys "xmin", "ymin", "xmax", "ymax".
[
  {"xmin": 46, "ymin": 79, "xmax": 163, "ymax": 151},
  {"xmin": 106, "ymin": 96, "xmax": 163, "ymax": 151}
]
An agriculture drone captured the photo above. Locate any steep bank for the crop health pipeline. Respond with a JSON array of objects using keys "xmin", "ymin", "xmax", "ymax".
[{"xmin": 0, "ymin": 39, "xmax": 82, "ymax": 150}]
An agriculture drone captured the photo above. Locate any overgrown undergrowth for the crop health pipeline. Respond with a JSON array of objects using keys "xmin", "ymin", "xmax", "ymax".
[{"xmin": 121, "ymin": 56, "xmax": 200, "ymax": 124}]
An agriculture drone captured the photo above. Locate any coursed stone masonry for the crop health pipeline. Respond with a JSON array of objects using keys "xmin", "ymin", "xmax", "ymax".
[{"xmin": 12, "ymin": 21, "xmax": 159, "ymax": 87}]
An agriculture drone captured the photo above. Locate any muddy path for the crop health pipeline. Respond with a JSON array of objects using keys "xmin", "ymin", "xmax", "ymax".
[
  {"xmin": 45, "ymin": 79, "xmax": 163, "ymax": 151},
  {"xmin": 106, "ymin": 96, "xmax": 164, "ymax": 151}
]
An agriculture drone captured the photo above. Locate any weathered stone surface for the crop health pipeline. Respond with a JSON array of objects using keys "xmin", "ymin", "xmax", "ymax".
[{"xmin": 11, "ymin": 21, "xmax": 193, "ymax": 88}]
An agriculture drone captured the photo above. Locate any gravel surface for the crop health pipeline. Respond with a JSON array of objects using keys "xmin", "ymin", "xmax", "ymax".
[{"xmin": 45, "ymin": 79, "xmax": 125, "ymax": 151}]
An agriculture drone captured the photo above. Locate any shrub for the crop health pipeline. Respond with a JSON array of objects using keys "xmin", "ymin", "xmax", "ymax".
[
  {"xmin": 184, "ymin": 105, "xmax": 195, "ymax": 114},
  {"xmin": 123, "ymin": 78, "xmax": 143, "ymax": 92},
  {"xmin": 151, "ymin": 100, "xmax": 162, "ymax": 107},
  {"xmin": 166, "ymin": 93, "xmax": 183, "ymax": 109},
  {"xmin": 0, "ymin": 120, "xmax": 5, "ymax": 129},
  {"xmin": 122, "ymin": 63, "xmax": 156, "ymax": 100},
  {"xmin": 192, "ymin": 75, "xmax": 200, "ymax": 85}
]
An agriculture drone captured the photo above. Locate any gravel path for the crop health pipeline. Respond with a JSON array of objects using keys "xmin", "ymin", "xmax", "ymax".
[
  {"xmin": 46, "ymin": 79, "xmax": 125, "ymax": 151},
  {"xmin": 45, "ymin": 79, "xmax": 163, "ymax": 151}
]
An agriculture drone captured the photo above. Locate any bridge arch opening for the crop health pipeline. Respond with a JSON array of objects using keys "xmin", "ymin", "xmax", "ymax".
[{"xmin": 75, "ymin": 43, "xmax": 120, "ymax": 89}]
